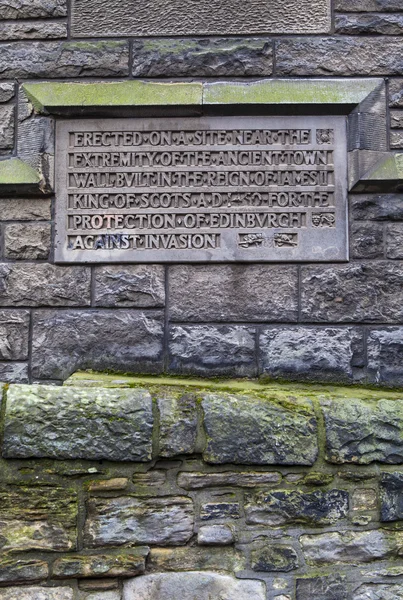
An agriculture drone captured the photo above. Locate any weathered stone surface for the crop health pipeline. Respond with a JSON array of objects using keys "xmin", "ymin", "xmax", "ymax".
[
  {"xmin": 336, "ymin": 13, "xmax": 403, "ymax": 35},
  {"xmin": 296, "ymin": 575, "xmax": 347, "ymax": 600},
  {"xmin": 0, "ymin": 362, "xmax": 28, "ymax": 383},
  {"xmin": 0, "ymin": 264, "xmax": 90, "ymax": 307},
  {"xmin": 31, "ymin": 309, "xmax": 164, "ymax": 380},
  {"xmin": 200, "ymin": 502, "xmax": 240, "ymax": 520},
  {"xmin": 0, "ymin": 310, "xmax": 29, "ymax": 360},
  {"xmin": 4, "ymin": 223, "xmax": 51, "ymax": 260},
  {"xmin": 336, "ymin": 0, "xmax": 403, "ymax": 9},
  {"xmin": 0, "ymin": 486, "xmax": 77, "ymax": 551},
  {"xmin": 169, "ymin": 265, "xmax": 298, "ymax": 322},
  {"xmin": 132, "ymin": 38, "xmax": 272, "ymax": 77},
  {"xmin": 351, "ymin": 194, "xmax": 403, "ymax": 221},
  {"xmin": 390, "ymin": 80, "xmax": 403, "ymax": 107},
  {"xmin": 202, "ymin": 393, "xmax": 318, "ymax": 465},
  {"xmin": 132, "ymin": 471, "xmax": 167, "ymax": 490},
  {"xmin": 276, "ymin": 38, "xmax": 403, "ymax": 76},
  {"xmin": 0, "ymin": 22, "xmax": 67, "ymax": 40},
  {"xmin": 301, "ymin": 263, "xmax": 403, "ymax": 323},
  {"xmin": 322, "ymin": 396, "xmax": 403, "ymax": 464},
  {"xmin": 380, "ymin": 472, "xmax": 403, "ymax": 522},
  {"xmin": 259, "ymin": 326, "xmax": 363, "ymax": 383},
  {"xmin": 3, "ymin": 385, "xmax": 153, "ymax": 461},
  {"xmin": 148, "ymin": 547, "xmax": 245, "ymax": 572},
  {"xmin": 123, "ymin": 572, "xmax": 265, "ymax": 600},
  {"xmin": 0, "ymin": 198, "xmax": 51, "ymax": 221},
  {"xmin": 251, "ymin": 544, "xmax": 298, "ymax": 572},
  {"xmin": 94, "ymin": 265, "xmax": 165, "ymax": 308},
  {"xmin": 88, "ymin": 478, "xmax": 128, "ymax": 492},
  {"xmin": 245, "ymin": 489, "xmax": 348, "ymax": 526},
  {"xmin": 0, "ymin": 0, "xmax": 66, "ymax": 18},
  {"xmin": 352, "ymin": 488, "xmax": 377, "ymax": 511},
  {"xmin": 353, "ymin": 584, "xmax": 403, "ymax": 599},
  {"xmin": 391, "ymin": 110, "xmax": 403, "ymax": 128},
  {"xmin": 79, "ymin": 593, "xmax": 120, "ymax": 600},
  {"xmin": 0, "ymin": 42, "xmax": 129, "ymax": 79},
  {"xmin": 390, "ymin": 130, "xmax": 403, "ymax": 148},
  {"xmin": 300, "ymin": 530, "xmax": 403, "ymax": 564},
  {"xmin": 367, "ymin": 328, "xmax": 403, "ymax": 385},
  {"xmin": 0, "ymin": 588, "xmax": 73, "ymax": 600},
  {"xmin": 0, "ymin": 106, "xmax": 14, "ymax": 150},
  {"xmin": 0, "ymin": 558, "xmax": 48, "ymax": 584},
  {"xmin": 0, "ymin": 83, "xmax": 15, "ymax": 103},
  {"xmin": 84, "ymin": 496, "xmax": 194, "ymax": 547},
  {"xmin": 53, "ymin": 549, "xmax": 148, "ymax": 578},
  {"xmin": 351, "ymin": 223, "xmax": 384, "ymax": 259},
  {"xmin": 197, "ymin": 525, "xmax": 234, "ymax": 545},
  {"xmin": 79, "ymin": 581, "xmax": 119, "ymax": 591},
  {"xmin": 169, "ymin": 325, "xmax": 256, "ymax": 377},
  {"xmin": 178, "ymin": 471, "xmax": 281, "ymax": 490},
  {"xmin": 158, "ymin": 392, "xmax": 198, "ymax": 457}
]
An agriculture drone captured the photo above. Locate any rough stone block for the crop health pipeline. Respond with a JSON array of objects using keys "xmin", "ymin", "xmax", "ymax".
[
  {"xmin": 132, "ymin": 38, "xmax": 272, "ymax": 77},
  {"xmin": 0, "ymin": 558, "xmax": 48, "ymax": 584},
  {"xmin": 94, "ymin": 265, "xmax": 165, "ymax": 308},
  {"xmin": 353, "ymin": 584, "xmax": 403, "ymax": 599},
  {"xmin": 380, "ymin": 472, "xmax": 403, "ymax": 522},
  {"xmin": 178, "ymin": 471, "xmax": 281, "ymax": 489},
  {"xmin": 0, "ymin": 310, "xmax": 29, "ymax": 360},
  {"xmin": 0, "ymin": 0, "xmax": 66, "ymax": 18},
  {"xmin": 0, "ymin": 589, "xmax": 73, "ymax": 600},
  {"xmin": 31, "ymin": 309, "xmax": 164, "ymax": 380},
  {"xmin": 88, "ymin": 478, "xmax": 128, "ymax": 492},
  {"xmin": 0, "ymin": 83, "xmax": 15, "ymax": 103},
  {"xmin": 0, "ymin": 263, "xmax": 91, "ymax": 307},
  {"xmin": 351, "ymin": 194, "xmax": 403, "ymax": 221},
  {"xmin": 169, "ymin": 325, "xmax": 257, "ymax": 377},
  {"xmin": 301, "ymin": 263, "xmax": 403, "ymax": 323},
  {"xmin": 123, "ymin": 572, "xmax": 265, "ymax": 600},
  {"xmin": 251, "ymin": 544, "xmax": 299, "ymax": 572},
  {"xmin": 3, "ymin": 384, "xmax": 153, "ymax": 461},
  {"xmin": 368, "ymin": 328, "xmax": 403, "ymax": 386},
  {"xmin": 259, "ymin": 326, "xmax": 364, "ymax": 383},
  {"xmin": 4, "ymin": 223, "xmax": 51, "ymax": 259},
  {"xmin": 276, "ymin": 38, "xmax": 403, "ymax": 76},
  {"xmin": 391, "ymin": 110, "xmax": 403, "ymax": 128},
  {"xmin": 197, "ymin": 525, "xmax": 234, "ymax": 546},
  {"xmin": 0, "ymin": 41, "xmax": 129, "ymax": 79},
  {"xmin": 202, "ymin": 393, "xmax": 318, "ymax": 465},
  {"xmin": 0, "ymin": 22, "xmax": 67, "ymax": 40},
  {"xmin": 200, "ymin": 502, "xmax": 240, "ymax": 520},
  {"xmin": 321, "ymin": 396, "xmax": 403, "ymax": 463},
  {"xmin": 296, "ymin": 576, "xmax": 347, "ymax": 600},
  {"xmin": 0, "ymin": 362, "xmax": 28, "ymax": 383},
  {"xmin": 245, "ymin": 489, "xmax": 348, "ymax": 526},
  {"xmin": 336, "ymin": 0, "xmax": 403, "ymax": 10},
  {"xmin": 389, "ymin": 79, "xmax": 403, "ymax": 107},
  {"xmin": 351, "ymin": 222, "xmax": 384, "ymax": 259},
  {"xmin": 0, "ymin": 106, "xmax": 14, "ymax": 150},
  {"xmin": 300, "ymin": 530, "xmax": 403, "ymax": 564},
  {"xmin": 148, "ymin": 547, "xmax": 245, "ymax": 572},
  {"xmin": 169, "ymin": 265, "xmax": 298, "ymax": 322},
  {"xmin": 336, "ymin": 13, "xmax": 403, "ymax": 35},
  {"xmin": 158, "ymin": 392, "xmax": 198, "ymax": 457},
  {"xmin": 0, "ymin": 198, "xmax": 51, "ymax": 221},
  {"xmin": 79, "ymin": 593, "xmax": 120, "ymax": 600},
  {"xmin": 391, "ymin": 130, "xmax": 403, "ymax": 148},
  {"xmin": 53, "ymin": 549, "xmax": 148, "ymax": 578},
  {"xmin": 84, "ymin": 496, "xmax": 194, "ymax": 547},
  {"xmin": 0, "ymin": 486, "xmax": 77, "ymax": 551}
]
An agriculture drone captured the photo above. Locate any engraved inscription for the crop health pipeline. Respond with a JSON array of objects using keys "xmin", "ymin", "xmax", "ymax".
[{"xmin": 55, "ymin": 117, "xmax": 348, "ymax": 263}]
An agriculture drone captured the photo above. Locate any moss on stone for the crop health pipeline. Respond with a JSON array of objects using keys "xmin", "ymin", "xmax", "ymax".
[{"xmin": 0, "ymin": 159, "xmax": 40, "ymax": 185}]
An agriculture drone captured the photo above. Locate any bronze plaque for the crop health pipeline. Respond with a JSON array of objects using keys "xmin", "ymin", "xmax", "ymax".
[{"xmin": 55, "ymin": 116, "xmax": 348, "ymax": 263}]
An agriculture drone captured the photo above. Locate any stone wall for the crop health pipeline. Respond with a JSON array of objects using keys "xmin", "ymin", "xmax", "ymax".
[
  {"xmin": 1, "ymin": 376, "xmax": 403, "ymax": 599},
  {"xmin": 0, "ymin": 0, "xmax": 402, "ymax": 386}
]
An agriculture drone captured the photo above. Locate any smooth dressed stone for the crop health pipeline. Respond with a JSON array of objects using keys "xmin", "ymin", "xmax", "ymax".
[
  {"xmin": 3, "ymin": 385, "xmax": 153, "ymax": 461},
  {"xmin": 4, "ymin": 223, "xmax": 51, "ymax": 259},
  {"xmin": 367, "ymin": 328, "xmax": 403, "ymax": 385},
  {"xmin": 123, "ymin": 572, "xmax": 265, "ymax": 600},
  {"xmin": 245, "ymin": 489, "xmax": 348, "ymax": 526},
  {"xmin": 321, "ymin": 397, "xmax": 403, "ymax": 464},
  {"xmin": 380, "ymin": 472, "xmax": 403, "ymax": 522},
  {"xmin": 94, "ymin": 265, "xmax": 165, "ymax": 308},
  {"xmin": 157, "ymin": 392, "xmax": 198, "ymax": 457},
  {"xmin": 84, "ymin": 496, "xmax": 194, "ymax": 547},
  {"xmin": 202, "ymin": 393, "xmax": 318, "ymax": 465},
  {"xmin": 53, "ymin": 549, "xmax": 148, "ymax": 578}
]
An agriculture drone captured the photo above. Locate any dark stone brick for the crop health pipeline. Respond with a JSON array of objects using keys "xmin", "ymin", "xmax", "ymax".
[
  {"xmin": 276, "ymin": 38, "xmax": 403, "ymax": 76},
  {"xmin": 251, "ymin": 544, "xmax": 299, "ymax": 572},
  {"xmin": 94, "ymin": 265, "xmax": 165, "ymax": 308},
  {"xmin": 351, "ymin": 222, "xmax": 384, "ymax": 259},
  {"xmin": 0, "ymin": 558, "xmax": 48, "ymax": 584},
  {"xmin": 0, "ymin": 41, "xmax": 129, "ymax": 79},
  {"xmin": 169, "ymin": 265, "xmax": 298, "ymax": 322},
  {"xmin": 336, "ymin": 13, "xmax": 403, "ymax": 35},
  {"xmin": 31, "ymin": 309, "xmax": 164, "ymax": 380},
  {"xmin": 245, "ymin": 489, "xmax": 348, "ymax": 526},
  {"xmin": 297, "ymin": 575, "xmax": 347, "ymax": 600},
  {"xmin": 301, "ymin": 263, "xmax": 403, "ymax": 323},
  {"xmin": 200, "ymin": 502, "xmax": 240, "ymax": 521},
  {"xmin": 367, "ymin": 328, "xmax": 403, "ymax": 386},
  {"xmin": 132, "ymin": 38, "xmax": 273, "ymax": 77},
  {"xmin": 350, "ymin": 194, "xmax": 403, "ymax": 221},
  {"xmin": 386, "ymin": 224, "xmax": 403, "ymax": 258},
  {"xmin": 169, "ymin": 325, "xmax": 256, "ymax": 377},
  {"xmin": 380, "ymin": 472, "xmax": 403, "ymax": 522}
]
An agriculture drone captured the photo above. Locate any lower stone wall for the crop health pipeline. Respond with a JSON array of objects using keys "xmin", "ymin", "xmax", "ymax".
[{"xmin": 1, "ymin": 374, "xmax": 403, "ymax": 599}]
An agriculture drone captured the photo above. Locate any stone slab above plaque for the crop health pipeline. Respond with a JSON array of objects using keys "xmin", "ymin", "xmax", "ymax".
[
  {"xmin": 71, "ymin": 0, "xmax": 331, "ymax": 37},
  {"xmin": 54, "ymin": 116, "xmax": 348, "ymax": 263}
]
